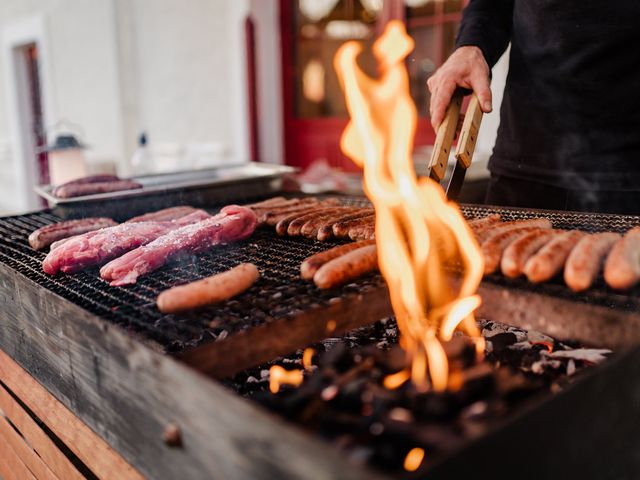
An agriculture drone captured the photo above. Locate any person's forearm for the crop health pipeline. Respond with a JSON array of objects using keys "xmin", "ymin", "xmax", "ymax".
[{"xmin": 456, "ymin": 0, "xmax": 514, "ymax": 67}]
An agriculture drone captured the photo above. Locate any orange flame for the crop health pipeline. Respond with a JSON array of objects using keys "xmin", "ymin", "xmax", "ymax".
[
  {"xmin": 334, "ymin": 21, "xmax": 484, "ymax": 392},
  {"xmin": 404, "ymin": 447, "xmax": 426, "ymax": 472},
  {"xmin": 269, "ymin": 366, "xmax": 304, "ymax": 394}
]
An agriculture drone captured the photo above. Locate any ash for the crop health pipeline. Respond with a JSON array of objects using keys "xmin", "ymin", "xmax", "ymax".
[{"xmin": 223, "ymin": 318, "xmax": 611, "ymax": 475}]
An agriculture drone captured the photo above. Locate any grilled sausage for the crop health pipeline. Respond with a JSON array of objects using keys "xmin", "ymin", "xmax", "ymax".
[
  {"xmin": 332, "ymin": 214, "xmax": 375, "ymax": 238},
  {"xmin": 301, "ymin": 240, "xmax": 376, "ymax": 280},
  {"xmin": 54, "ymin": 180, "xmax": 143, "ymax": 198},
  {"xmin": 349, "ymin": 224, "xmax": 376, "ymax": 241},
  {"xmin": 481, "ymin": 227, "xmax": 544, "ymax": 275},
  {"xmin": 524, "ymin": 230, "xmax": 586, "ymax": 283},
  {"xmin": 286, "ymin": 208, "xmax": 344, "ymax": 236},
  {"xmin": 317, "ymin": 210, "xmax": 374, "ymax": 241},
  {"xmin": 501, "ymin": 229, "xmax": 557, "ymax": 278},
  {"xmin": 313, "ymin": 244, "xmax": 378, "ymax": 289},
  {"xmin": 300, "ymin": 208, "xmax": 362, "ymax": 238},
  {"xmin": 157, "ymin": 263, "xmax": 259, "ymax": 313},
  {"xmin": 28, "ymin": 217, "xmax": 117, "ymax": 250},
  {"xmin": 276, "ymin": 208, "xmax": 335, "ymax": 236},
  {"xmin": 252, "ymin": 197, "xmax": 319, "ymax": 214},
  {"xmin": 476, "ymin": 218, "xmax": 553, "ymax": 244},
  {"xmin": 604, "ymin": 227, "xmax": 640, "ymax": 290},
  {"xmin": 260, "ymin": 199, "xmax": 339, "ymax": 226},
  {"xmin": 468, "ymin": 214, "xmax": 501, "ymax": 234},
  {"xmin": 564, "ymin": 232, "xmax": 620, "ymax": 292}
]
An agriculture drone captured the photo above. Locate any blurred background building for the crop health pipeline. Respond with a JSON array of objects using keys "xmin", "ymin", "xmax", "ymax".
[{"xmin": 0, "ymin": 0, "xmax": 507, "ymax": 213}]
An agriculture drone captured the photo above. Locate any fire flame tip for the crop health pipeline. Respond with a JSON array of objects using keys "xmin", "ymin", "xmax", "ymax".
[{"xmin": 335, "ymin": 19, "xmax": 483, "ymax": 393}]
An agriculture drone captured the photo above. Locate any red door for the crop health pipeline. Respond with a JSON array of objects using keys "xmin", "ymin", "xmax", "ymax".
[{"xmin": 280, "ymin": 0, "xmax": 467, "ymax": 172}]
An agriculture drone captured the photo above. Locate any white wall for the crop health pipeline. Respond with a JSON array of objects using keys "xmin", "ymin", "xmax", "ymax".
[{"xmin": 0, "ymin": 0, "xmax": 254, "ymax": 213}]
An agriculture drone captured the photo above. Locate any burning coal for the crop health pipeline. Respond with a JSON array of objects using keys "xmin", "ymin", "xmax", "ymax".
[{"xmin": 334, "ymin": 21, "xmax": 484, "ymax": 391}]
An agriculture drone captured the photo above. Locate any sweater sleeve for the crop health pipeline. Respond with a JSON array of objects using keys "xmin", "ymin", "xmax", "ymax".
[{"xmin": 455, "ymin": 0, "xmax": 514, "ymax": 67}]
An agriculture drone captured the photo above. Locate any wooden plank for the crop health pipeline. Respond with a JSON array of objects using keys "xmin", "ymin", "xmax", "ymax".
[
  {"xmin": 0, "ymin": 383, "xmax": 84, "ymax": 480},
  {"xmin": 0, "ymin": 414, "xmax": 59, "ymax": 480},
  {"xmin": 181, "ymin": 287, "xmax": 393, "ymax": 378},
  {"xmin": 0, "ymin": 428, "xmax": 37, "ymax": 480},
  {"xmin": 0, "ymin": 349, "xmax": 140, "ymax": 480},
  {"xmin": 0, "ymin": 262, "xmax": 383, "ymax": 480}
]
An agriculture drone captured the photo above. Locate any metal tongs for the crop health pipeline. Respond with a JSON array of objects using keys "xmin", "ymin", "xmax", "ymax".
[{"xmin": 427, "ymin": 89, "xmax": 484, "ymax": 200}]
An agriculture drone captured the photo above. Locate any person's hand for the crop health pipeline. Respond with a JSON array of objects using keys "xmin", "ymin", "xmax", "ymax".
[{"xmin": 427, "ymin": 46, "xmax": 492, "ymax": 131}]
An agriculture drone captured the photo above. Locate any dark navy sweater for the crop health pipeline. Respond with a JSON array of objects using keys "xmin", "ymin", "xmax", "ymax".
[{"xmin": 456, "ymin": 0, "xmax": 640, "ymax": 191}]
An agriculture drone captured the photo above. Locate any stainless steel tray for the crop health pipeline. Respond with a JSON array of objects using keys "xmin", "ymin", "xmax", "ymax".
[{"xmin": 35, "ymin": 162, "xmax": 296, "ymax": 205}]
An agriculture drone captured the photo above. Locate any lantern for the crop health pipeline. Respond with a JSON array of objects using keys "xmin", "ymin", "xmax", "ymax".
[{"xmin": 43, "ymin": 134, "xmax": 88, "ymax": 185}]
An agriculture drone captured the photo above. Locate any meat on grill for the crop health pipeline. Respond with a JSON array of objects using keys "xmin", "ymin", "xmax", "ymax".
[
  {"xmin": 604, "ymin": 227, "xmax": 640, "ymax": 290},
  {"xmin": 482, "ymin": 226, "xmax": 549, "ymax": 275},
  {"xmin": 157, "ymin": 263, "xmax": 260, "ymax": 313},
  {"xmin": 51, "ymin": 174, "xmax": 120, "ymax": 197},
  {"xmin": 565, "ymin": 232, "xmax": 620, "ymax": 292},
  {"xmin": 126, "ymin": 206, "xmax": 201, "ymax": 223},
  {"xmin": 54, "ymin": 179, "xmax": 143, "ymax": 198},
  {"xmin": 29, "ymin": 217, "xmax": 117, "ymax": 250},
  {"xmin": 524, "ymin": 230, "xmax": 586, "ymax": 283},
  {"xmin": 317, "ymin": 210, "xmax": 373, "ymax": 241},
  {"xmin": 313, "ymin": 244, "xmax": 378, "ymax": 289},
  {"xmin": 100, "ymin": 205, "xmax": 257, "ymax": 286},
  {"xmin": 43, "ymin": 210, "xmax": 210, "ymax": 275},
  {"xmin": 301, "ymin": 240, "xmax": 376, "ymax": 280},
  {"xmin": 501, "ymin": 229, "xmax": 558, "ymax": 278}
]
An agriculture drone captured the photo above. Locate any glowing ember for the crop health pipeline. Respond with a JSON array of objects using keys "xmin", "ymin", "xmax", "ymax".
[
  {"xmin": 403, "ymin": 447, "xmax": 425, "ymax": 472},
  {"xmin": 269, "ymin": 366, "xmax": 304, "ymax": 394},
  {"xmin": 334, "ymin": 21, "xmax": 484, "ymax": 391},
  {"xmin": 383, "ymin": 369, "xmax": 410, "ymax": 390},
  {"xmin": 302, "ymin": 348, "xmax": 315, "ymax": 370}
]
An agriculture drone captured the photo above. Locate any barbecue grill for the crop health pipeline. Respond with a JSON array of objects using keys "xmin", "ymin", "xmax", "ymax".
[{"xmin": 1, "ymin": 195, "xmax": 640, "ymax": 479}]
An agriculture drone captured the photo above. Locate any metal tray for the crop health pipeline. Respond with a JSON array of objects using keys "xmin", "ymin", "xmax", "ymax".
[{"xmin": 34, "ymin": 162, "xmax": 297, "ymax": 220}]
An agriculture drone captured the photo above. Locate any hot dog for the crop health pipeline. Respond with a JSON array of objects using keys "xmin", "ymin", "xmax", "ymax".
[
  {"xmin": 564, "ymin": 232, "xmax": 620, "ymax": 292},
  {"xmin": 300, "ymin": 240, "xmax": 376, "ymax": 280},
  {"xmin": 313, "ymin": 244, "xmax": 378, "ymax": 289},
  {"xmin": 157, "ymin": 263, "xmax": 259, "ymax": 313},
  {"xmin": 524, "ymin": 230, "xmax": 585, "ymax": 283},
  {"xmin": 604, "ymin": 227, "xmax": 640, "ymax": 290}
]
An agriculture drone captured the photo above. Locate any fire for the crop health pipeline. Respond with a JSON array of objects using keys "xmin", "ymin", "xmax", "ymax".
[
  {"xmin": 269, "ymin": 366, "xmax": 304, "ymax": 394},
  {"xmin": 403, "ymin": 447, "xmax": 426, "ymax": 472},
  {"xmin": 334, "ymin": 21, "xmax": 484, "ymax": 391}
]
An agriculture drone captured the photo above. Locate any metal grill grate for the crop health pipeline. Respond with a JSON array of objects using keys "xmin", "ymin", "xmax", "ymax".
[
  {"xmin": 2, "ymin": 199, "xmax": 640, "ymax": 355},
  {"xmin": 0, "ymin": 204, "xmax": 384, "ymax": 353}
]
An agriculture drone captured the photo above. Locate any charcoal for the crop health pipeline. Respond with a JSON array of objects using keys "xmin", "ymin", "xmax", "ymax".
[{"xmin": 234, "ymin": 317, "xmax": 606, "ymax": 476}]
